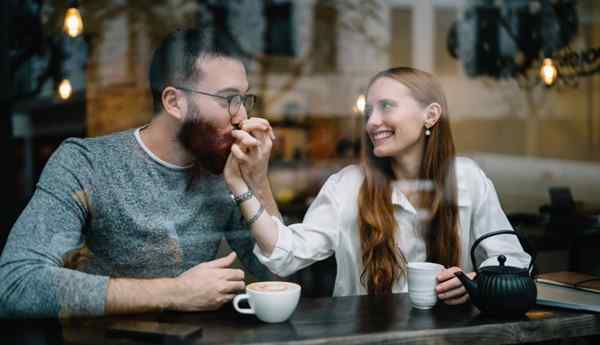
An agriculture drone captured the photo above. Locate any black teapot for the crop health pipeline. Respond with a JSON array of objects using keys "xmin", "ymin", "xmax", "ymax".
[{"xmin": 454, "ymin": 230, "xmax": 537, "ymax": 317}]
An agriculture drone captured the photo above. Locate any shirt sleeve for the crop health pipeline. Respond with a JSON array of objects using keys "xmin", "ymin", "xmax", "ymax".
[
  {"xmin": 469, "ymin": 165, "xmax": 532, "ymax": 271},
  {"xmin": 252, "ymin": 174, "xmax": 341, "ymax": 277},
  {"xmin": 0, "ymin": 141, "xmax": 109, "ymax": 318}
]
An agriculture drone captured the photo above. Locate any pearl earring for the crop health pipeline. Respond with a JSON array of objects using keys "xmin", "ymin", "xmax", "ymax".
[{"xmin": 425, "ymin": 128, "xmax": 431, "ymax": 136}]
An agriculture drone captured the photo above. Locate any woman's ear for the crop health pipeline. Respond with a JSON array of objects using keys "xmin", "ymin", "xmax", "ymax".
[
  {"xmin": 424, "ymin": 102, "xmax": 442, "ymax": 128},
  {"xmin": 162, "ymin": 86, "xmax": 186, "ymax": 121}
]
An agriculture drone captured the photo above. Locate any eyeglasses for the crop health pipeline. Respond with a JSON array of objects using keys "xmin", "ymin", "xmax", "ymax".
[{"xmin": 175, "ymin": 86, "xmax": 256, "ymax": 117}]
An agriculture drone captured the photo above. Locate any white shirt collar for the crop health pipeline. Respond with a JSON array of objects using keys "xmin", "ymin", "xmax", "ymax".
[
  {"xmin": 391, "ymin": 187, "xmax": 417, "ymax": 214},
  {"xmin": 134, "ymin": 126, "xmax": 193, "ymax": 170}
]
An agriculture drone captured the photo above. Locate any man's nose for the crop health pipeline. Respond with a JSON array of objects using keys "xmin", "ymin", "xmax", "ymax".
[{"xmin": 231, "ymin": 105, "xmax": 248, "ymax": 125}]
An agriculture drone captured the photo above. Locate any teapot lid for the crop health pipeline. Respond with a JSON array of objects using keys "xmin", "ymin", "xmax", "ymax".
[{"xmin": 479, "ymin": 255, "xmax": 529, "ymax": 275}]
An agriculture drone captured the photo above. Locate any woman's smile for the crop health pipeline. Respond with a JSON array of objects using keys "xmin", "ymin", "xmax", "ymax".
[{"xmin": 370, "ymin": 130, "xmax": 395, "ymax": 145}]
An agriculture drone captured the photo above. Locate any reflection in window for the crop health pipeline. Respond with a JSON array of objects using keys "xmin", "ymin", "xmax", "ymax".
[
  {"xmin": 435, "ymin": 8, "xmax": 459, "ymax": 76},
  {"xmin": 265, "ymin": 1, "xmax": 295, "ymax": 56},
  {"xmin": 389, "ymin": 7, "xmax": 412, "ymax": 68},
  {"xmin": 311, "ymin": 2, "xmax": 337, "ymax": 73}
]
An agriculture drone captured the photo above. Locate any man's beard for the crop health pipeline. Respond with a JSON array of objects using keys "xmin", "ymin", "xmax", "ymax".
[{"xmin": 177, "ymin": 102, "xmax": 234, "ymax": 178}]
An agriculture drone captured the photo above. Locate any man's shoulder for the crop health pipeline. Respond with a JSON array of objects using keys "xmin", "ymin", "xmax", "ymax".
[
  {"xmin": 66, "ymin": 129, "xmax": 135, "ymax": 148},
  {"xmin": 56, "ymin": 129, "xmax": 136, "ymax": 159}
]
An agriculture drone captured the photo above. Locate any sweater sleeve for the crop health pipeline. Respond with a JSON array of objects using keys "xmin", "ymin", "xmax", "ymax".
[{"xmin": 0, "ymin": 140, "xmax": 109, "ymax": 318}]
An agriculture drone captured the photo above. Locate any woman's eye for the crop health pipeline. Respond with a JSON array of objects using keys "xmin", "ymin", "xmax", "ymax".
[{"xmin": 381, "ymin": 101, "xmax": 393, "ymax": 110}]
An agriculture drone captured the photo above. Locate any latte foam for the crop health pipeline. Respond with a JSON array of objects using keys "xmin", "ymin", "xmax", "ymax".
[{"xmin": 248, "ymin": 282, "xmax": 294, "ymax": 292}]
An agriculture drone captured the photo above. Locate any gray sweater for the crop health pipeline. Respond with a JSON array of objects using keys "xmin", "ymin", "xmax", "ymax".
[{"xmin": 0, "ymin": 129, "xmax": 269, "ymax": 318}]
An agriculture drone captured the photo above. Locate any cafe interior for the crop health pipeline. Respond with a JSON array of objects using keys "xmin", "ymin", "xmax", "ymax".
[{"xmin": 1, "ymin": 0, "xmax": 600, "ymax": 343}]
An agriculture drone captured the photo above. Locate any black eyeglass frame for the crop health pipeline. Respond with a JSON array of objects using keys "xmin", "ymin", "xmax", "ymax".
[{"xmin": 174, "ymin": 86, "xmax": 256, "ymax": 117}]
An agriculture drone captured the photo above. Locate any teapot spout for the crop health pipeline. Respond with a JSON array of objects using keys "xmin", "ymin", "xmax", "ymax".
[{"xmin": 454, "ymin": 271, "xmax": 478, "ymax": 302}]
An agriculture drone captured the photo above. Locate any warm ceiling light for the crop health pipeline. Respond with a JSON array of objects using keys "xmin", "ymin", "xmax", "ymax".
[
  {"xmin": 540, "ymin": 58, "xmax": 558, "ymax": 86},
  {"xmin": 64, "ymin": 7, "xmax": 84, "ymax": 38},
  {"xmin": 58, "ymin": 79, "xmax": 72, "ymax": 100},
  {"xmin": 355, "ymin": 94, "xmax": 366, "ymax": 113}
]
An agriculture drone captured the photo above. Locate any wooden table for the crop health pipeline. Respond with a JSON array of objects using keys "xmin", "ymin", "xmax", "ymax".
[{"xmin": 3, "ymin": 293, "xmax": 599, "ymax": 345}]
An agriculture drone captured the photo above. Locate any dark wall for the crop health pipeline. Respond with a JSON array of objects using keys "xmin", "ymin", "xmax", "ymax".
[{"xmin": 1, "ymin": 0, "xmax": 17, "ymax": 253}]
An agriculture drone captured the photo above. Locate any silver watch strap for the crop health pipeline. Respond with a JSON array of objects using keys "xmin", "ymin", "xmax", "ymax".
[{"xmin": 231, "ymin": 190, "xmax": 253, "ymax": 205}]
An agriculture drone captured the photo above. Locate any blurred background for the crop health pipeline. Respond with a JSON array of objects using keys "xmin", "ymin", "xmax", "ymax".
[{"xmin": 2, "ymin": 0, "xmax": 600, "ymax": 295}]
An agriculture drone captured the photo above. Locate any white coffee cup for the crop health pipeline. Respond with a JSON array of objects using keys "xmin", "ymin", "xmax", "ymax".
[
  {"xmin": 233, "ymin": 281, "xmax": 301, "ymax": 323},
  {"xmin": 407, "ymin": 262, "xmax": 444, "ymax": 310}
]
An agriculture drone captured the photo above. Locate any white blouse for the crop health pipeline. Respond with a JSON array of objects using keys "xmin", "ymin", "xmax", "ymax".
[{"xmin": 254, "ymin": 157, "xmax": 531, "ymax": 296}]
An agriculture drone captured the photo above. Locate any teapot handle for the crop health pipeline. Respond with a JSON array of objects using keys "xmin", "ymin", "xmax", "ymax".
[{"xmin": 470, "ymin": 230, "xmax": 536, "ymax": 275}]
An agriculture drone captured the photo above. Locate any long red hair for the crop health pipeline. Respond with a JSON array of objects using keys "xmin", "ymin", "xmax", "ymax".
[{"xmin": 358, "ymin": 67, "xmax": 460, "ymax": 295}]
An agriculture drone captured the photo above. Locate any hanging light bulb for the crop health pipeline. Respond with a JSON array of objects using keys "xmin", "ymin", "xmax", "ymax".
[
  {"xmin": 540, "ymin": 58, "xmax": 558, "ymax": 86},
  {"xmin": 58, "ymin": 79, "xmax": 72, "ymax": 100},
  {"xmin": 355, "ymin": 94, "xmax": 366, "ymax": 114},
  {"xmin": 64, "ymin": 7, "xmax": 84, "ymax": 38}
]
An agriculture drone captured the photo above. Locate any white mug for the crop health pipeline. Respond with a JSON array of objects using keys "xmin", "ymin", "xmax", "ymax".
[
  {"xmin": 407, "ymin": 262, "xmax": 444, "ymax": 310},
  {"xmin": 233, "ymin": 281, "xmax": 301, "ymax": 323}
]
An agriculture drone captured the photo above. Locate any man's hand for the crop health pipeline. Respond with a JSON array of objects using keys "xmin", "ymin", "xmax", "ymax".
[
  {"xmin": 436, "ymin": 266, "xmax": 476, "ymax": 305},
  {"xmin": 105, "ymin": 252, "xmax": 245, "ymax": 315},
  {"xmin": 170, "ymin": 252, "xmax": 245, "ymax": 312},
  {"xmin": 224, "ymin": 150, "xmax": 247, "ymax": 194}
]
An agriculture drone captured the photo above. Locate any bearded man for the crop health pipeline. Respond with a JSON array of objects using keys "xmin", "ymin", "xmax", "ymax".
[{"xmin": 0, "ymin": 28, "xmax": 278, "ymax": 318}]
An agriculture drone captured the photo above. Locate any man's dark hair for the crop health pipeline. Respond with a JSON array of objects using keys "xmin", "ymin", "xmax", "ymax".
[{"xmin": 148, "ymin": 28, "xmax": 240, "ymax": 114}]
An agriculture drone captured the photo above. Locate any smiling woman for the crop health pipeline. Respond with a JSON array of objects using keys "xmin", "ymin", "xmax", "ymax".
[
  {"xmin": 359, "ymin": 67, "xmax": 458, "ymax": 296},
  {"xmin": 225, "ymin": 66, "xmax": 531, "ymax": 305}
]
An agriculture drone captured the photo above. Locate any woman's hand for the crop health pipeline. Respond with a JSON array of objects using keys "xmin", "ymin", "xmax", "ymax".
[
  {"xmin": 233, "ymin": 117, "xmax": 274, "ymax": 193},
  {"xmin": 436, "ymin": 266, "xmax": 476, "ymax": 305}
]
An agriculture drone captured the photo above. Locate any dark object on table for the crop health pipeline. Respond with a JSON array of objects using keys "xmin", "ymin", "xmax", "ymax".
[
  {"xmin": 105, "ymin": 320, "xmax": 202, "ymax": 344},
  {"xmin": 455, "ymin": 230, "xmax": 537, "ymax": 318}
]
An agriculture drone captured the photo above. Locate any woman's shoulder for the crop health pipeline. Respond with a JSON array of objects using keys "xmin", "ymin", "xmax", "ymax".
[
  {"xmin": 328, "ymin": 164, "xmax": 365, "ymax": 185},
  {"xmin": 454, "ymin": 156, "xmax": 495, "ymax": 207},
  {"xmin": 319, "ymin": 164, "xmax": 365, "ymax": 199},
  {"xmin": 455, "ymin": 156, "xmax": 487, "ymax": 182}
]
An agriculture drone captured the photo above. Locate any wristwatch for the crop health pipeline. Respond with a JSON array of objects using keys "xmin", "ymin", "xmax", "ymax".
[{"xmin": 231, "ymin": 190, "xmax": 254, "ymax": 205}]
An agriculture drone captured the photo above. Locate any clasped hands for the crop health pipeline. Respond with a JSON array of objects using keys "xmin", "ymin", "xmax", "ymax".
[{"xmin": 224, "ymin": 117, "xmax": 275, "ymax": 194}]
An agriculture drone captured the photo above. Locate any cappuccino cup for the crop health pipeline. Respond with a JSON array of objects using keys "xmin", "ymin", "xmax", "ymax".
[
  {"xmin": 233, "ymin": 281, "xmax": 301, "ymax": 323},
  {"xmin": 407, "ymin": 262, "xmax": 444, "ymax": 310}
]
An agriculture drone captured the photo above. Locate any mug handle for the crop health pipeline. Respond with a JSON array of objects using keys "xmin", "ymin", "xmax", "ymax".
[{"xmin": 233, "ymin": 294, "xmax": 255, "ymax": 315}]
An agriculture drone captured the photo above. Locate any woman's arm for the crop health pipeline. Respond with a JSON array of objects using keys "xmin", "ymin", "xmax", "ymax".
[
  {"xmin": 224, "ymin": 128, "xmax": 341, "ymax": 277},
  {"xmin": 470, "ymin": 166, "xmax": 531, "ymax": 269},
  {"xmin": 229, "ymin": 176, "xmax": 280, "ymax": 256}
]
